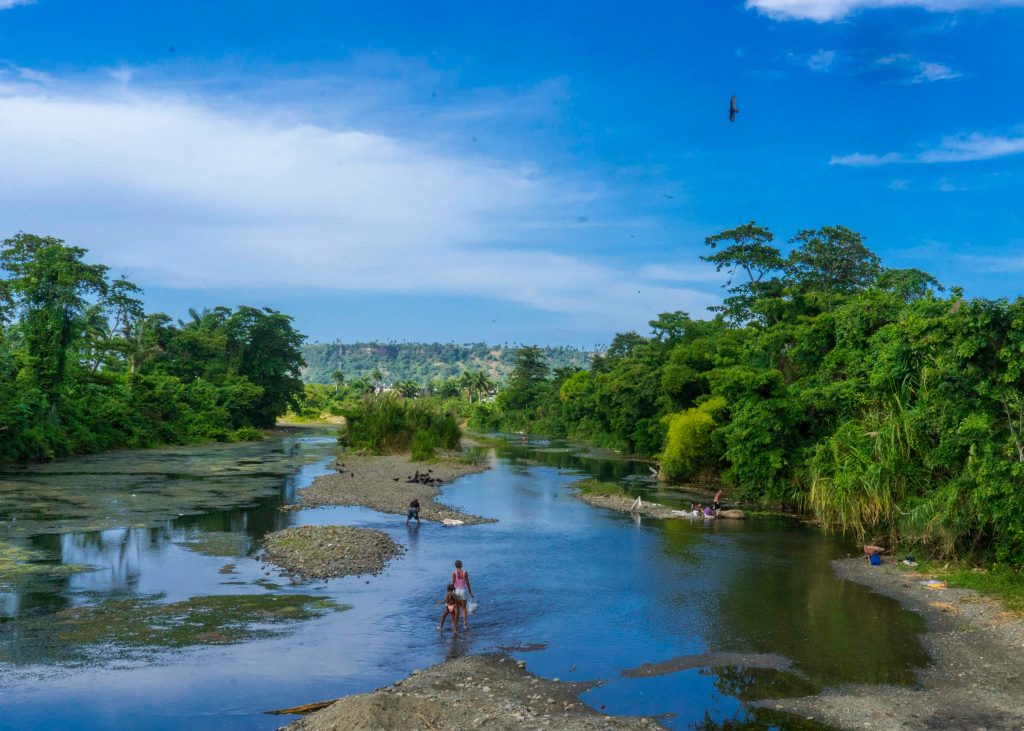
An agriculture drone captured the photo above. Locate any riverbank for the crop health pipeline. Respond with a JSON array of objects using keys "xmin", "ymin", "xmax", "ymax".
[
  {"xmin": 571, "ymin": 480, "xmax": 744, "ymax": 520},
  {"xmin": 299, "ymin": 453, "xmax": 494, "ymax": 525},
  {"xmin": 769, "ymin": 558, "xmax": 1024, "ymax": 730},
  {"xmin": 262, "ymin": 526, "xmax": 404, "ymax": 580},
  {"xmin": 282, "ymin": 653, "xmax": 664, "ymax": 730}
]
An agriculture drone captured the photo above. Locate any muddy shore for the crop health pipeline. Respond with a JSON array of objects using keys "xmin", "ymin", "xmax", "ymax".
[
  {"xmin": 281, "ymin": 653, "xmax": 664, "ymax": 730},
  {"xmin": 299, "ymin": 453, "xmax": 494, "ymax": 525},
  {"xmin": 262, "ymin": 525, "xmax": 404, "ymax": 580},
  {"xmin": 768, "ymin": 558, "xmax": 1024, "ymax": 730}
]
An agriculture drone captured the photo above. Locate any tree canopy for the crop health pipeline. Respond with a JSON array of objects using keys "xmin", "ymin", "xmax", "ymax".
[
  {"xmin": 0, "ymin": 233, "xmax": 305, "ymax": 462},
  {"xmin": 477, "ymin": 222, "xmax": 1024, "ymax": 565}
]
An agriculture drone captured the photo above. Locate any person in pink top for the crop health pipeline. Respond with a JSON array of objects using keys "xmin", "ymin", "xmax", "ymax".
[{"xmin": 451, "ymin": 560, "xmax": 473, "ymax": 629}]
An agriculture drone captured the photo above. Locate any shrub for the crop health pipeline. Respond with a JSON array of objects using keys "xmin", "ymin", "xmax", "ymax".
[
  {"xmin": 344, "ymin": 394, "xmax": 461, "ymax": 453},
  {"xmin": 411, "ymin": 430, "xmax": 436, "ymax": 461},
  {"xmin": 229, "ymin": 426, "xmax": 266, "ymax": 442},
  {"xmin": 659, "ymin": 397, "xmax": 726, "ymax": 482}
]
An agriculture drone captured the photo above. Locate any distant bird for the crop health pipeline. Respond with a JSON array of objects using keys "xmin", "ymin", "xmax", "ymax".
[
  {"xmin": 663, "ymin": 194, "xmax": 675, "ymax": 199},
  {"xmin": 729, "ymin": 95, "xmax": 739, "ymax": 123}
]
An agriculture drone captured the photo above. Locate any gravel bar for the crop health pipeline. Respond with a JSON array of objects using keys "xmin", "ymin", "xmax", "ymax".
[
  {"xmin": 262, "ymin": 525, "xmax": 404, "ymax": 580},
  {"xmin": 765, "ymin": 558, "xmax": 1024, "ymax": 730},
  {"xmin": 299, "ymin": 454, "xmax": 494, "ymax": 525},
  {"xmin": 282, "ymin": 653, "xmax": 665, "ymax": 730}
]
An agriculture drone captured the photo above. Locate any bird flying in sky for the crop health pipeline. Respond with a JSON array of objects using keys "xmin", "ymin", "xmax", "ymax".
[{"xmin": 729, "ymin": 95, "xmax": 739, "ymax": 123}]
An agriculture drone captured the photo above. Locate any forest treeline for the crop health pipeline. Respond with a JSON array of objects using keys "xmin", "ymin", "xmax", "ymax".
[
  {"xmin": 0, "ymin": 233, "xmax": 306, "ymax": 463},
  {"xmin": 302, "ymin": 341, "xmax": 591, "ymax": 385},
  {"xmin": 476, "ymin": 222, "xmax": 1024, "ymax": 564}
]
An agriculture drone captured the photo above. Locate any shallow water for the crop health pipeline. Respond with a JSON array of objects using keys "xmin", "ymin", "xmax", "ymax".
[{"xmin": 0, "ymin": 433, "xmax": 927, "ymax": 730}]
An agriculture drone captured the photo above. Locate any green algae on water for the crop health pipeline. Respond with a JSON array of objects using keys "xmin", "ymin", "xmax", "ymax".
[
  {"xmin": 175, "ymin": 531, "xmax": 253, "ymax": 558},
  {"xmin": 0, "ymin": 435, "xmax": 339, "ymax": 539},
  {"xmin": 0, "ymin": 592, "xmax": 349, "ymax": 665},
  {"xmin": 0, "ymin": 541, "xmax": 95, "ymax": 589}
]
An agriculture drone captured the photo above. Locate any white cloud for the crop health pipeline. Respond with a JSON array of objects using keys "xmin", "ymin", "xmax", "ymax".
[
  {"xmin": 887, "ymin": 178, "xmax": 911, "ymax": 190},
  {"xmin": 0, "ymin": 0, "xmax": 34, "ymax": 9},
  {"xmin": 747, "ymin": 0, "xmax": 1024, "ymax": 22},
  {"xmin": 875, "ymin": 55, "xmax": 962, "ymax": 83},
  {"xmin": 0, "ymin": 79, "xmax": 717, "ymax": 331},
  {"xmin": 830, "ymin": 151, "xmax": 906, "ymax": 166},
  {"xmin": 913, "ymin": 61, "xmax": 961, "ymax": 82},
  {"xmin": 961, "ymin": 250, "xmax": 1024, "ymax": 272},
  {"xmin": 106, "ymin": 66, "xmax": 133, "ymax": 85},
  {"xmin": 0, "ymin": 62, "xmax": 52, "ymax": 84},
  {"xmin": 831, "ymin": 130, "xmax": 1024, "ymax": 166},
  {"xmin": 807, "ymin": 49, "xmax": 838, "ymax": 71}
]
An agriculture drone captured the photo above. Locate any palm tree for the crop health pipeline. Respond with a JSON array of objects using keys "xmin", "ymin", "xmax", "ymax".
[
  {"xmin": 396, "ymin": 379, "xmax": 420, "ymax": 398},
  {"xmin": 472, "ymin": 370, "xmax": 495, "ymax": 401}
]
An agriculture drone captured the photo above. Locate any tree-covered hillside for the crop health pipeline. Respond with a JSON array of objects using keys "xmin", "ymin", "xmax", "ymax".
[{"xmin": 301, "ymin": 342, "xmax": 591, "ymax": 385}]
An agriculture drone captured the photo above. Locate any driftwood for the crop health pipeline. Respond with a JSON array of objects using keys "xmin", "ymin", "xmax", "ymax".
[{"xmin": 264, "ymin": 698, "xmax": 341, "ymax": 715}]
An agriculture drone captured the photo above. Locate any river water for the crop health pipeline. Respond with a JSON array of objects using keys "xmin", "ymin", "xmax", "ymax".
[{"xmin": 0, "ymin": 433, "xmax": 928, "ymax": 730}]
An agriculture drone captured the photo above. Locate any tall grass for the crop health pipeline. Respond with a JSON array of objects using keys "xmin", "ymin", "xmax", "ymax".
[
  {"xmin": 344, "ymin": 394, "xmax": 460, "ymax": 454},
  {"xmin": 807, "ymin": 394, "xmax": 929, "ymax": 544}
]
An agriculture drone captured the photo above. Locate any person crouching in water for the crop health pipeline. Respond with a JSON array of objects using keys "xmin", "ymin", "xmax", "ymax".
[
  {"xmin": 407, "ymin": 498, "xmax": 420, "ymax": 526},
  {"xmin": 437, "ymin": 583, "xmax": 460, "ymax": 632}
]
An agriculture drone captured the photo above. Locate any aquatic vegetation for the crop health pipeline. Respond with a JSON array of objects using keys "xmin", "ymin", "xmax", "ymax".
[
  {"xmin": 0, "ymin": 541, "xmax": 95, "ymax": 589},
  {"xmin": 0, "ymin": 436, "xmax": 337, "ymax": 539},
  {"xmin": 176, "ymin": 531, "xmax": 253, "ymax": 558},
  {"xmin": 573, "ymin": 478, "xmax": 629, "ymax": 497},
  {"xmin": 0, "ymin": 592, "xmax": 348, "ymax": 665}
]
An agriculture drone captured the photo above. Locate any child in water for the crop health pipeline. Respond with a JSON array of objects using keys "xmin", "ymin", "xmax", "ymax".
[{"xmin": 437, "ymin": 583, "xmax": 460, "ymax": 633}]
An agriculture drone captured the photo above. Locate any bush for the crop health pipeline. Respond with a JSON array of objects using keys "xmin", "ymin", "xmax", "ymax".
[
  {"xmin": 344, "ymin": 394, "xmax": 461, "ymax": 453},
  {"xmin": 229, "ymin": 426, "xmax": 266, "ymax": 442},
  {"xmin": 411, "ymin": 430, "xmax": 436, "ymax": 461},
  {"xmin": 659, "ymin": 397, "xmax": 725, "ymax": 482}
]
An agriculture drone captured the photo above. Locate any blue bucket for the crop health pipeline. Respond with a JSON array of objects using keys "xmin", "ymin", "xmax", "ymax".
[{"xmin": 869, "ymin": 553, "xmax": 882, "ymax": 566}]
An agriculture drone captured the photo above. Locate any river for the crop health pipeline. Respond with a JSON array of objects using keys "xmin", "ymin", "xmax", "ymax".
[{"xmin": 0, "ymin": 432, "xmax": 928, "ymax": 730}]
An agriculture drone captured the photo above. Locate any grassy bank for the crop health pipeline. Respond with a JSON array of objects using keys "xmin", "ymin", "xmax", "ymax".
[{"xmin": 911, "ymin": 561, "xmax": 1024, "ymax": 613}]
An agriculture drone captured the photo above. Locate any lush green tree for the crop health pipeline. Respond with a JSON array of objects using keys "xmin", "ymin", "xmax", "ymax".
[
  {"xmin": 701, "ymin": 221, "xmax": 787, "ymax": 325},
  {"xmin": 0, "ymin": 233, "xmax": 310, "ymax": 462},
  {"xmin": 1, "ymin": 233, "xmax": 109, "ymax": 406}
]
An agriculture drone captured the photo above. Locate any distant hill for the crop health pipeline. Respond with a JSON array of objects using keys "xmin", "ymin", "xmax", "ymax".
[{"xmin": 301, "ymin": 341, "xmax": 593, "ymax": 385}]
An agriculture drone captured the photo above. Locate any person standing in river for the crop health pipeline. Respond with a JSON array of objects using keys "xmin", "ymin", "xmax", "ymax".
[
  {"xmin": 451, "ymin": 560, "xmax": 473, "ymax": 629},
  {"xmin": 407, "ymin": 498, "xmax": 420, "ymax": 526},
  {"xmin": 712, "ymin": 489, "xmax": 723, "ymax": 515}
]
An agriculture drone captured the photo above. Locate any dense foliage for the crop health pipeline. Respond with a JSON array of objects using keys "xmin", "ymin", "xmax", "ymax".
[
  {"xmin": 302, "ymin": 341, "xmax": 591, "ymax": 385},
  {"xmin": 478, "ymin": 222, "xmax": 1024, "ymax": 564},
  {"xmin": 342, "ymin": 394, "xmax": 460, "ymax": 456},
  {"xmin": 0, "ymin": 233, "xmax": 306, "ymax": 462}
]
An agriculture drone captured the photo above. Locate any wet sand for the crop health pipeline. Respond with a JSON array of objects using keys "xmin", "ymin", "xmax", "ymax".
[
  {"xmin": 768, "ymin": 558, "xmax": 1024, "ymax": 730},
  {"xmin": 282, "ymin": 653, "xmax": 665, "ymax": 730},
  {"xmin": 299, "ymin": 453, "xmax": 494, "ymax": 525}
]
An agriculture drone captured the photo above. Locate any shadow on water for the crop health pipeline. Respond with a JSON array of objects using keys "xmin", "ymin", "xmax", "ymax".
[{"xmin": 0, "ymin": 432, "xmax": 926, "ymax": 731}]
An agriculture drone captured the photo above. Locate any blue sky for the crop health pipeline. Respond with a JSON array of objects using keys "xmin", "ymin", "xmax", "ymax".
[{"xmin": 1, "ymin": 0, "xmax": 1023, "ymax": 346}]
